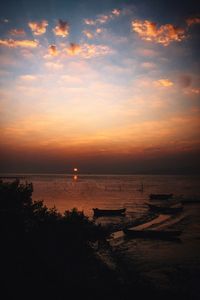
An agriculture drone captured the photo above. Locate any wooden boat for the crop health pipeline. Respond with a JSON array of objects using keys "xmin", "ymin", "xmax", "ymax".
[
  {"xmin": 149, "ymin": 193, "xmax": 173, "ymax": 200},
  {"xmin": 147, "ymin": 203, "xmax": 183, "ymax": 214},
  {"xmin": 93, "ymin": 208, "xmax": 126, "ymax": 217},
  {"xmin": 123, "ymin": 227, "xmax": 181, "ymax": 240}
]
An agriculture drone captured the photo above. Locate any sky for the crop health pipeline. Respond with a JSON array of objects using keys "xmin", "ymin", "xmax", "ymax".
[{"xmin": 0, "ymin": 0, "xmax": 200, "ymax": 174}]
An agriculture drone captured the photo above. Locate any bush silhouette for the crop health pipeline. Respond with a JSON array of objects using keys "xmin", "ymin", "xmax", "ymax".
[{"xmin": 1, "ymin": 180, "xmax": 115, "ymax": 298}]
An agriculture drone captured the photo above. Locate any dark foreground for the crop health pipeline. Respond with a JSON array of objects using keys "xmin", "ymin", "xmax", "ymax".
[{"xmin": 0, "ymin": 180, "xmax": 199, "ymax": 299}]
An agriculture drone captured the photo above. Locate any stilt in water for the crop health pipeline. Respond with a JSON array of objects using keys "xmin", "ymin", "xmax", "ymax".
[{"xmin": 138, "ymin": 182, "xmax": 144, "ymax": 193}]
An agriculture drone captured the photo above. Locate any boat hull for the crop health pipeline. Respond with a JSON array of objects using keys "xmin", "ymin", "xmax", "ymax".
[
  {"xmin": 149, "ymin": 193, "xmax": 173, "ymax": 200},
  {"xmin": 148, "ymin": 203, "xmax": 183, "ymax": 214}
]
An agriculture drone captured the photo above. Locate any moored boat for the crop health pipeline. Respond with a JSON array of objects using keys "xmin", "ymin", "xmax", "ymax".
[
  {"xmin": 93, "ymin": 208, "xmax": 126, "ymax": 217},
  {"xmin": 147, "ymin": 203, "xmax": 183, "ymax": 214},
  {"xmin": 149, "ymin": 193, "xmax": 173, "ymax": 200}
]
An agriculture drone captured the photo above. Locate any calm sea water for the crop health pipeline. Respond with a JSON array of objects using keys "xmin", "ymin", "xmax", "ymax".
[
  {"xmin": 2, "ymin": 173, "xmax": 200, "ymax": 296},
  {"xmin": 3, "ymin": 173, "xmax": 198, "ymax": 215}
]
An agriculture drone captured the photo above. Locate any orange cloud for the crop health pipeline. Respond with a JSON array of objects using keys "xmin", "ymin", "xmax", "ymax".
[
  {"xmin": 48, "ymin": 44, "xmax": 58, "ymax": 56},
  {"xmin": 112, "ymin": 9, "xmax": 121, "ymax": 16},
  {"xmin": 132, "ymin": 20, "xmax": 186, "ymax": 46},
  {"xmin": 28, "ymin": 20, "xmax": 48, "ymax": 35},
  {"xmin": 45, "ymin": 62, "xmax": 63, "ymax": 70},
  {"xmin": 53, "ymin": 19, "xmax": 69, "ymax": 37},
  {"xmin": 97, "ymin": 15, "xmax": 110, "ymax": 24},
  {"xmin": 137, "ymin": 48, "xmax": 159, "ymax": 57},
  {"xmin": 190, "ymin": 88, "xmax": 200, "ymax": 95},
  {"xmin": 141, "ymin": 62, "xmax": 156, "ymax": 69},
  {"xmin": 81, "ymin": 43, "xmax": 113, "ymax": 58},
  {"xmin": 66, "ymin": 43, "xmax": 81, "ymax": 56},
  {"xmin": 96, "ymin": 28, "xmax": 103, "ymax": 34},
  {"xmin": 186, "ymin": 17, "xmax": 200, "ymax": 26},
  {"xmin": 9, "ymin": 28, "xmax": 25, "ymax": 35},
  {"xmin": 83, "ymin": 30, "xmax": 94, "ymax": 39},
  {"xmin": 0, "ymin": 39, "xmax": 38, "ymax": 48},
  {"xmin": 53, "ymin": 42, "xmax": 112, "ymax": 59},
  {"xmin": 82, "ymin": 29, "xmax": 103, "ymax": 39},
  {"xmin": 84, "ymin": 8, "xmax": 121, "ymax": 26},
  {"xmin": 155, "ymin": 79, "xmax": 174, "ymax": 87},
  {"xmin": 84, "ymin": 19, "xmax": 96, "ymax": 25},
  {"xmin": 20, "ymin": 75, "xmax": 37, "ymax": 81}
]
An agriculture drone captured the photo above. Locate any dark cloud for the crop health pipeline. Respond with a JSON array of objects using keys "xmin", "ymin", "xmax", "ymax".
[
  {"xmin": 186, "ymin": 16, "xmax": 200, "ymax": 26},
  {"xmin": 0, "ymin": 146, "xmax": 200, "ymax": 175},
  {"xmin": 48, "ymin": 44, "xmax": 58, "ymax": 56},
  {"xmin": 53, "ymin": 19, "xmax": 69, "ymax": 37},
  {"xmin": 178, "ymin": 75, "xmax": 192, "ymax": 88}
]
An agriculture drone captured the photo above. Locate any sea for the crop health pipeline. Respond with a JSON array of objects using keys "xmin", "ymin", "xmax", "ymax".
[{"xmin": 1, "ymin": 173, "xmax": 200, "ymax": 297}]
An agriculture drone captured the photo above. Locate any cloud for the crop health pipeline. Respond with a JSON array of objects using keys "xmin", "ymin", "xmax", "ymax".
[
  {"xmin": 9, "ymin": 28, "xmax": 25, "ymax": 35},
  {"xmin": 81, "ymin": 44, "xmax": 113, "ymax": 59},
  {"xmin": 137, "ymin": 48, "xmax": 159, "ymax": 57},
  {"xmin": 48, "ymin": 44, "xmax": 58, "ymax": 56},
  {"xmin": 20, "ymin": 75, "xmax": 37, "ymax": 81},
  {"xmin": 96, "ymin": 28, "xmax": 103, "ymax": 34},
  {"xmin": 190, "ymin": 88, "xmax": 200, "ymax": 94},
  {"xmin": 82, "ymin": 28, "xmax": 103, "ymax": 39},
  {"xmin": 28, "ymin": 20, "xmax": 48, "ymax": 35},
  {"xmin": 53, "ymin": 19, "xmax": 69, "ymax": 37},
  {"xmin": 20, "ymin": 49, "xmax": 35, "ymax": 59},
  {"xmin": 184, "ymin": 88, "xmax": 200, "ymax": 95},
  {"xmin": 155, "ymin": 79, "xmax": 174, "ymax": 87},
  {"xmin": 0, "ymin": 39, "xmax": 38, "ymax": 48},
  {"xmin": 83, "ymin": 30, "xmax": 94, "ymax": 39},
  {"xmin": 84, "ymin": 8, "xmax": 121, "ymax": 26},
  {"xmin": 178, "ymin": 75, "xmax": 192, "ymax": 88},
  {"xmin": 66, "ymin": 43, "xmax": 81, "ymax": 56},
  {"xmin": 64, "ymin": 42, "xmax": 112, "ymax": 58},
  {"xmin": 191, "ymin": 88, "xmax": 200, "ymax": 95},
  {"xmin": 141, "ymin": 62, "xmax": 156, "ymax": 69},
  {"xmin": 112, "ymin": 9, "xmax": 121, "ymax": 16},
  {"xmin": 60, "ymin": 75, "xmax": 83, "ymax": 86},
  {"xmin": 97, "ymin": 15, "xmax": 110, "ymax": 24},
  {"xmin": 186, "ymin": 17, "xmax": 200, "ymax": 26},
  {"xmin": 45, "ymin": 62, "xmax": 63, "ymax": 70},
  {"xmin": 132, "ymin": 20, "xmax": 186, "ymax": 46},
  {"xmin": 84, "ymin": 19, "xmax": 96, "ymax": 26}
]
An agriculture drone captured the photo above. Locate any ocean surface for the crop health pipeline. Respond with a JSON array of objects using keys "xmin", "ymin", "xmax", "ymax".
[
  {"xmin": 2, "ymin": 173, "xmax": 200, "ymax": 297},
  {"xmin": 2, "ymin": 173, "xmax": 199, "ymax": 214}
]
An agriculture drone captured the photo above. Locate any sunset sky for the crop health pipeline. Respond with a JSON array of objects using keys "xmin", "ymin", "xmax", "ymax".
[{"xmin": 0, "ymin": 0, "xmax": 200, "ymax": 174}]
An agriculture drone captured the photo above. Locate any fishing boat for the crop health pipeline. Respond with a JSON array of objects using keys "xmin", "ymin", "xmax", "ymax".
[
  {"xmin": 93, "ymin": 208, "xmax": 126, "ymax": 217},
  {"xmin": 149, "ymin": 193, "xmax": 173, "ymax": 200},
  {"xmin": 123, "ymin": 227, "xmax": 181, "ymax": 240},
  {"xmin": 147, "ymin": 202, "xmax": 183, "ymax": 214}
]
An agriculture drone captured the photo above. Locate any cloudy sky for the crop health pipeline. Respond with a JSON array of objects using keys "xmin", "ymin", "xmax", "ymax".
[{"xmin": 0, "ymin": 0, "xmax": 199, "ymax": 174}]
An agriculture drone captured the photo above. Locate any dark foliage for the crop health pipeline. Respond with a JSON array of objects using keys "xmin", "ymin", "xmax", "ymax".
[{"xmin": 0, "ymin": 180, "xmax": 123, "ymax": 299}]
